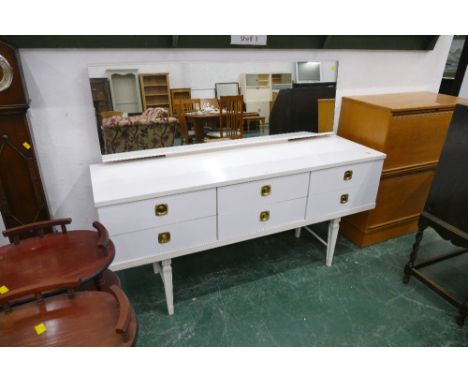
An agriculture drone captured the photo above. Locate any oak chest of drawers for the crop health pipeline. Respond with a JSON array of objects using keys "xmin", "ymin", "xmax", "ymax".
[
  {"xmin": 90, "ymin": 133, "xmax": 385, "ymax": 314},
  {"xmin": 338, "ymin": 91, "xmax": 468, "ymax": 247}
]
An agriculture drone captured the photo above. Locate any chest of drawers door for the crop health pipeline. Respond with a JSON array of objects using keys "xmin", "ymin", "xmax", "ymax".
[
  {"xmin": 90, "ymin": 133, "xmax": 385, "ymax": 314},
  {"xmin": 110, "ymin": 216, "xmax": 217, "ymax": 264},
  {"xmin": 338, "ymin": 92, "xmax": 468, "ymax": 247},
  {"xmin": 306, "ymin": 161, "xmax": 383, "ymax": 221},
  {"xmin": 98, "ymin": 189, "xmax": 216, "ymax": 236},
  {"xmin": 217, "ymin": 172, "xmax": 309, "ymax": 240}
]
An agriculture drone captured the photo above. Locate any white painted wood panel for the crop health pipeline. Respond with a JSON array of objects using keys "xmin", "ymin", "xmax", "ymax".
[
  {"xmin": 217, "ymin": 172, "xmax": 309, "ymax": 215},
  {"xmin": 111, "ymin": 216, "xmax": 217, "ymax": 264},
  {"xmin": 218, "ymin": 197, "xmax": 307, "ymax": 241},
  {"xmin": 90, "ymin": 134, "xmax": 386, "ymax": 207},
  {"xmin": 306, "ymin": 183, "xmax": 380, "ymax": 220},
  {"xmin": 308, "ymin": 161, "xmax": 384, "ymax": 195},
  {"xmin": 97, "ymin": 189, "xmax": 216, "ymax": 235}
]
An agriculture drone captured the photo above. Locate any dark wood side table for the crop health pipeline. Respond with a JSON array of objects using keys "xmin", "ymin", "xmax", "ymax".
[
  {"xmin": 0, "ymin": 280, "xmax": 137, "ymax": 346},
  {"xmin": 0, "ymin": 218, "xmax": 115, "ymax": 305}
]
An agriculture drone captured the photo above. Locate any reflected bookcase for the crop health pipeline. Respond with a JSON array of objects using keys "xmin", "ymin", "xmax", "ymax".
[{"xmin": 139, "ymin": 73, "xmax": 171, "ymax": 112}]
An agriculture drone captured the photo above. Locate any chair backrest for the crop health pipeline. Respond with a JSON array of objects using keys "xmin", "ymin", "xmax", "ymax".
[
  {"xmin": 175, "ymin": 98, "xmax": 202, "ymax": 144},
  {"xmin": 100, "ymin": 111, "xmax": 123, "ymax": 119},
  {"xmin": 174, "ymin": 100, "xmax": 193, "ymax": 144},
  {"xmin": 423, "ymin": 103, "xmax": 468, "ymax": 247},
  {"xmin": 219, "ymin": 95, "xmax": 244, "ymax": 139},
  {"xmin": 176, "ymin": 98, "xmax": 201, "ymax": 113}
]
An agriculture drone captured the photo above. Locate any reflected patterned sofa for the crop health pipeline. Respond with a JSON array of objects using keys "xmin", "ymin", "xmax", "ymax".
[{"xmin": 101, "ymin": 108, "xmax": 178, "ymax": 154}]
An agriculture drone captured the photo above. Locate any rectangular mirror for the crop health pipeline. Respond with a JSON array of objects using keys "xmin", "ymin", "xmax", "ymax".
[{"xmin": 87, "ymin": 60, "xmax": 338, "ymax": 159}]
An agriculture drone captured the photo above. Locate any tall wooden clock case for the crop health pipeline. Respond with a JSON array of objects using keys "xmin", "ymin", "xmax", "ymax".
[{"xmin": 0, "ymin": 41, "xmax": 50, "ymax": 232}]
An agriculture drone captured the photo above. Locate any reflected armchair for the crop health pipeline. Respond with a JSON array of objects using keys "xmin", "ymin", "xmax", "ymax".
[{"xmin": 101, "ymin": 108, "xmax": 178, "ymax": 154}]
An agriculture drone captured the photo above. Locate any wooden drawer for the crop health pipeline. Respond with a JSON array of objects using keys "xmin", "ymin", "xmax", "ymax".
[
  {"xmin": 384, "ymin": 110, "xmax": 453, "ymax": 170},
  {"xmin": 366, "ymin": 169, "xmax": 435, "ymax": 228},
  {"xmin": 98, "ymin": 189, "xmax": 216, "ymax": 236},
  {"xmin": 218, "ymin": 173, "xmax": 309, "ymax": 215},
  {"xmin": 218, "ymin": 197, "xmax": 307, "ymax": 241},
  {"xmin": 306, "ymin": 183, "xmax": 379, "ymax": 221},
  {"xmin": 308, "ymin": 161, "xmax": 383, "ymax": 195},
  {"xmin": 111, "ymin": 216, "xmax": 217, "ymax": 264}
]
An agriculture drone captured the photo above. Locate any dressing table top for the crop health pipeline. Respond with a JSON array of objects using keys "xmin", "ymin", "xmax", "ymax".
[{"xmin": 90, "ymin": 133, "xmax": 386, "ymax": 207}]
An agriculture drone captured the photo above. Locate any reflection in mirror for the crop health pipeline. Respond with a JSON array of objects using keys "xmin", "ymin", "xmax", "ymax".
[{"xmin": 87, "ymin": 61, "xmax": 338, "ymax": 157}]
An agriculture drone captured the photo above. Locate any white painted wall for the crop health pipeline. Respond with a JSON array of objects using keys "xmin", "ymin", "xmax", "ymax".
[{"xmin": 17, "ymin": 36, "xmax": 452, "ymax": 230}]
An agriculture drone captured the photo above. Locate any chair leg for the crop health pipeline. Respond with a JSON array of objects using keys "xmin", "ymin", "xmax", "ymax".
[
  {"xmin": 294, "ymin": 227, "xmax": 302, "ymax": 238},
  {"xmin": 456, "ymin": 295, "xmax": 468, "ymax": 326},
  {"xmin": 403, "ymin": 218, "xmax": 428, "ymax": 284}
]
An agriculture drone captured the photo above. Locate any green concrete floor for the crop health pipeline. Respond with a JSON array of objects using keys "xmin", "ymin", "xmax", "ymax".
[{"xmin": 117, "ymin": 224, "xmax": 468, "ymax": 346}]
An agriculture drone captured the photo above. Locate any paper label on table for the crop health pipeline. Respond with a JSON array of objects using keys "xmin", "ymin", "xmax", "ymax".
[
  {"xmin": 23, "ymin": 142, "xmax": 31, "ymax": 150},
  {"xmin": 0, "ymin": 285, "xmax": 9, "ymax": 295},
  {"xmin": 34, "ymin": 323, "xmax": 47, "ymax": 335}
]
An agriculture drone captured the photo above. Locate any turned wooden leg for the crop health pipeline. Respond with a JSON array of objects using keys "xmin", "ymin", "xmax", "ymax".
[
  {"xmin": 160, "ymin": 259, "xmax": 174, "ymax": 315},
  {"xmin": 294, "ymin": 227, "xmax": 302, "ymax": 238},
  {"xmin": 403, "ymin": 218, "xmax": 427, "ymax": 284},
  {"xmin": 326, "ymin": 218, "xmax": 340, "ymax": 267},
  {"xmin": 456, "ymin": 295, "xmax": 468, "ymax": 327}
]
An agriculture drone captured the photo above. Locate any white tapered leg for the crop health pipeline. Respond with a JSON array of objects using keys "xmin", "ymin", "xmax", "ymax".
[
  {"xmin": 326, "ymin": 218, "xmax": 341, "ymax": 267},
  {"xmin": 155, "ymin": 259, "xmax": 174, "ymax": 315},
  {"xmin": 294, "ymin": 227, "xmax": 302, "ymax": 238},
  {"xmin": 152, "ymin": 262, "xmax": 159, "ymax": 274}
]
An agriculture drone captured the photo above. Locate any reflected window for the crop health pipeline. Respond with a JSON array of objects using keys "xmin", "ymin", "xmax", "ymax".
[{"xmin": 443, "ymin": 36, "xmax": 466, "ymax": 79}]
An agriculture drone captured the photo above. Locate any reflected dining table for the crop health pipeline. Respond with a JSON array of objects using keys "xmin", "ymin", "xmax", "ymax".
[{"xmin": 185, "ymin": 110, "xmax": 262, "ymax": 143}]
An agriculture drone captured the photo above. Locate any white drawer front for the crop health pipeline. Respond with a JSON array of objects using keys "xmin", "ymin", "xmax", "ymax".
[
  {"xmin": 218, "ymin": 197, "xmax": 307, "ymax": 241},
  {"xmin": 308, "ymin": 161, "xmax": 383, "ymax": 195},
  {"xmin": 218, "ymin": 172, "xmax": 309, "ymax": 214},
  {"xmin": 306, "ymin": 183, "xmax": 379, "ymax": 221},
  {"xmin": 111, "ymin": 216, "xmax": 217, "ymax": 264},
  {"xmin": 98, "ymin": 189, "xmax": 216, "ymax": 236}
]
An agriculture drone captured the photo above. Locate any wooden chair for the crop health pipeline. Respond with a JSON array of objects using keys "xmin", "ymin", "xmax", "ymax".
[
  {"xmin": 206, "ymin": 95, "xmax": 244, "ymax": 140},
  {"xmin": 100, "ymin": 111, "xmax": 123, "ymax": 119},
  {"xmin": 177, "ymin": 98, "xmax": 201, "ymax": 113},
  {"xmin": 403, "ymin": 104, "xmax": 468, "ymax": 326},
  {"xmin": 0, "ymin": 279, "xmax": 137, "ymax": 346},
  {"xmin": 174, "ymin": 99, "xmax": 200, "ymax": 144}
]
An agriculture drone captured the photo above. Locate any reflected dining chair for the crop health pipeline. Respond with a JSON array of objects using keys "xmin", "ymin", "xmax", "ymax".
[
  {"xmin": 206, "ymin": 95, "xmax": 244, "ymax": 140},
  {"xmin": 175, "ymin": 99, "xmax": 200, "ymax": 144}
]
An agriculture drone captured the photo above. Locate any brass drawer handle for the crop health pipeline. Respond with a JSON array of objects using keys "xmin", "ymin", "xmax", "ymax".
[
  {"xmin": 259, "ymin": 211, "xmax": 270, "ymax": 222},
  {"xmin": 344, "ymin": 170, "xmax": 353, "ymax": 181},
  {"xmin": 340, "ymin": 194, "xmax": 349, "ymax": 204},
  {"xmin": 261, "ymin": 185, "xmax": 271, "ymax": 197},
  {"xmin": 155, "ymin": 204, "xmax": 168, "ymax": 216},
  {"xmin": 158, "ymin": 232, "xmax": 171, "ymax": 244}
]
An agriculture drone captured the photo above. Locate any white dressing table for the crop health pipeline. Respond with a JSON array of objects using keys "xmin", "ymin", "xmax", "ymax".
[{"xmin": 90, "ymin": 132, "xmax": 385, "ymax": 314}]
